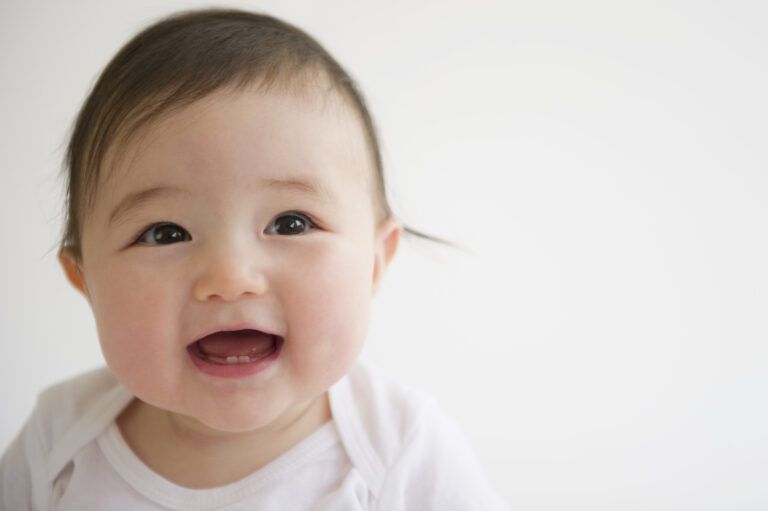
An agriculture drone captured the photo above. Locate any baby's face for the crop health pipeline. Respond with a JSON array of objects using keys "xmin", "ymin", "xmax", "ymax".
[{"xmin": 64, "ymin": 85, "xmax": 399, "ymax": 432}]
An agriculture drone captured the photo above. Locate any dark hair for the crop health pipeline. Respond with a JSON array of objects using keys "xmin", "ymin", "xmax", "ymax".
[{"xmin": 60, "ymin": 8, "xmax": 450, "ymax": 261}]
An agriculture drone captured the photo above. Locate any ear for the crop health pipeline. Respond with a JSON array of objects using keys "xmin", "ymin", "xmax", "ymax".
[
  {"xmin": 58, "ymin": 248, "xmax": 90, "ymax": 300},
  {"xmin": 372, "ymin": 216, "xmax": 402, "ymax": 294}
]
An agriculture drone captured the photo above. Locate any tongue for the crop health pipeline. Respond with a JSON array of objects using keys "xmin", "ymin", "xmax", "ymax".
[{"xmin": 198, "ymin": 330, "xmax": 275, "ymax": 358}]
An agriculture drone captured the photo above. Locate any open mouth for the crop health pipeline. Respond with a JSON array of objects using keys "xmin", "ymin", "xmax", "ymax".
[{"xmin": 187, "ymin": 329, "xmax": 283, "ymax": 377}]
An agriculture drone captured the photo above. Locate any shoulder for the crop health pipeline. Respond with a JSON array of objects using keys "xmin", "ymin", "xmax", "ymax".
[
  {"xmin": 33, "ymin": 367, "xmax": 124, "ymax": 442},
  {"xmin": 3, "ymin": 367, "xmax": 132, "ymax": 510},
  {"xmin": 330, "ymin": 364, "xmax": 508, "ymax": 510},
  {"xmin": 336, "ymin": 364, "xmax": 432, "ymax": 446},
  {"xmin": 330, "ymin": 364, "xmax": 432, "ymax": 489},
  {"xmin": 330, "ymin": 364, "xmax": 438, "ymax": 463}
]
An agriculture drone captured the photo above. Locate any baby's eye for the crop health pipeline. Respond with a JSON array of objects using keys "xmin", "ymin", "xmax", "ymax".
[
  {"xmin": 266, "ymin": 212, "xmax": 315, "ymax": 236},
  {"xmin": 136, "ymin": 222, "xmax": 191, "ymax": 245}
]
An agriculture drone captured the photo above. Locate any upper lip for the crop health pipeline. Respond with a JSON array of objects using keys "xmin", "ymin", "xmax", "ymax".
[{"xmin": 191, "ymin": 323, "xmax": 280, "ymax": 345}]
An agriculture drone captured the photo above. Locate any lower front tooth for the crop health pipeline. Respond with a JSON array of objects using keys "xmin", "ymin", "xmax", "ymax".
[
  {"xmin": 238, "ymin": 355, "xmax": 251, "ymax": 363},
  {"xmin": 226, "ymin": 356, "xmax": 239, "ymax": 364}
]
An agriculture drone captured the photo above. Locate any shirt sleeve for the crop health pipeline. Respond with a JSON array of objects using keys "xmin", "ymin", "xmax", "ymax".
[
  {"xmin": 0, "ymin": 425, "xmax": 34, "ymax": 511},
  {"xmin": 375, "ymin": 399, "xmax": 509, "ymax": 511}
]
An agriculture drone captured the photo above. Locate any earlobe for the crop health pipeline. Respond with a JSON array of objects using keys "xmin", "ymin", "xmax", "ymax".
[
  {"xmin": 372, "ymin": 217, "xmax": 402, "ymax": 294},
  {"xmin": 58, "ymin": 248, "xmax": 90, "ymax": 299}
]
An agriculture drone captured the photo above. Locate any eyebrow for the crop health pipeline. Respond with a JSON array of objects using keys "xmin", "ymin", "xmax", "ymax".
[
  {"xmin": 262, "ymin": 177, "xmax": 335, "ymax": 204},
  {"xmin": 107, "ymin": 186, "xmax": 186, "ymax": 227},
  {"xmin": 107, "ymin": 177, "xmax": 334, "ymax": 227}
]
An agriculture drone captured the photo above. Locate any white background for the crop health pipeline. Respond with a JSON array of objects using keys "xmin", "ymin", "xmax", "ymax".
[{"xmin": 1, "ymin": 1, "xmax": 767, "ymax": 509}]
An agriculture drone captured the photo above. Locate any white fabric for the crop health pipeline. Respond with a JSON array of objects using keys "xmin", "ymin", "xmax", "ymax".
[{"xmin": 1, "ymin": 365, "xmax": 508, "ymax": 510}]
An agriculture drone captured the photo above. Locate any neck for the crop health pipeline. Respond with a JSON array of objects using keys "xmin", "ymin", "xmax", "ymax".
[{"xmin": 117, "ymin": 393, "xmax": 331, "ymax": 488}]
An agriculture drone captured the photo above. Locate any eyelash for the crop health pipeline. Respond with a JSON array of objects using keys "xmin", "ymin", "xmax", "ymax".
[{"xmin": 132, "ymin": 211, "xmax": 318, "ymax": 246}]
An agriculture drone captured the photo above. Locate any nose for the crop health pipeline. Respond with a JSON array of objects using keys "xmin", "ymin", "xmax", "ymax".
[{"xmin": 192, "ymin": 242, "xmax": 269, "ymax": 302}]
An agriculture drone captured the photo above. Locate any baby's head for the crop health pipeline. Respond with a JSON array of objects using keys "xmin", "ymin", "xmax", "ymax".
[{"xmin": 58, "ymin": 9, "xmax": 401, "ymax": 432}]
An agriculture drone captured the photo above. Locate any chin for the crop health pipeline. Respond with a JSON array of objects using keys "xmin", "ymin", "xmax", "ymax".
[
  {"xmin": 192, "ymin": 391, "xmax": 328, "ymax": 435},
  {"xmin": 181, "ymin": 406, "xmax": 276, "ymax": 434},
  {"xmin": 201, "ymin": 415, "xmax": 274, "ymax": 433}
]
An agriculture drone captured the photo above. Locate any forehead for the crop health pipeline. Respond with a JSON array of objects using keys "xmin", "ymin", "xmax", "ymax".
[{"xmin": 97, "ymin": 84, "xmax": 374, "ymax": 210}]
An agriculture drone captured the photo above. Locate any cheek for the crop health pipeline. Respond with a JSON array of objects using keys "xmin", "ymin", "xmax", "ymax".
[
  {"xmin": 279, "ymin": 241, "xmax": 374, "ymax": 374},
  {"xmin": 86, "ymin": 264, "xmax": 182, "ymax": 389}
]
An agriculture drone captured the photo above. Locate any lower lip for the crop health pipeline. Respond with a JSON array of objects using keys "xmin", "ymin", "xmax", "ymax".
[{"xmin": 187, "ymin": 336, "xmax": 283, "ymax": 379}]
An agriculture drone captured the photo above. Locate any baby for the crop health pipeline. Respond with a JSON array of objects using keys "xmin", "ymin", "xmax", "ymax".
[{"xmin": 0, "ymin": 8, "xmax": 507, "ymax": 510}]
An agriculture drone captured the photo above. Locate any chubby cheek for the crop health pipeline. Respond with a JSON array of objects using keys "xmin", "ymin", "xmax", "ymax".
[
  {"xmin": 280, "ymin": 241, "xmax": 374, "ymax": 384},
  {"xmin": 87, "ymin": 265, "xmax": 183, "ymax": 402}
]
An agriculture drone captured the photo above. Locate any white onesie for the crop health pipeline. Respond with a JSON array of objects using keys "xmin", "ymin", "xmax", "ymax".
[{"xmin": 0, "ymin": 364, "xmax": 508, "ymax": 510}]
